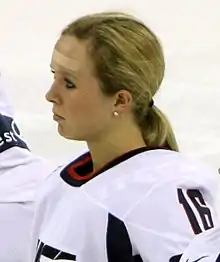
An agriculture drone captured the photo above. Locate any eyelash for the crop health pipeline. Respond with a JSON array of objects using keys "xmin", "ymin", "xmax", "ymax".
[
  {"xmin": 64, "ymin": 78, "xmax": 76, "ymax": 89},
  {"xmin": 51, "ymin": 70, "xmax": 76, "ymax": 89}
]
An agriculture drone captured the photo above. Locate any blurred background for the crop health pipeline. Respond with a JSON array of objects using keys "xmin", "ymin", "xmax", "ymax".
[{"xmin": 0, "ymin": 0, "xmax": 219, "ymax": 169}]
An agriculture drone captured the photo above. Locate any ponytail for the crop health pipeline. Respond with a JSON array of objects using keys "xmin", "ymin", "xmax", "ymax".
[{"xmin": 141, "ymin": 105, "xmax": 179, "ymax": 151}]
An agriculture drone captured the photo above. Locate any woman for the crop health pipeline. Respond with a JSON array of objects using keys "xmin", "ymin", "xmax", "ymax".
[{"xmin": 31, "ymin": 12, "xmax": 219, "ymax": 262}]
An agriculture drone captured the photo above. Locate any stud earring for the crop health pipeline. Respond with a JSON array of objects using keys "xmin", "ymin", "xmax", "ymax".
[{"xmin": 113, "ymin": 111, "xmax": 119, "ymax": 116}]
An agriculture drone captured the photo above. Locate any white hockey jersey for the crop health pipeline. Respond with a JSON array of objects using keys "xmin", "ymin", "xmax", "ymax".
[
  {"xmin": 0, "ymin": 76, "xmax": 54, "ymax": 262},
  {"xmin": 180, "ymin": 227, "xmax": 220, "ymax": 262},
  {"xmin": 31, "ymin": 146, "xmax": 220, "ymax": 262}
]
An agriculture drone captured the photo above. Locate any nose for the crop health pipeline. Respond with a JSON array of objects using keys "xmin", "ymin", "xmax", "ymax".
[{"xmin": 45, "ymin": 82, "xmax": 59, "ymax": 104}]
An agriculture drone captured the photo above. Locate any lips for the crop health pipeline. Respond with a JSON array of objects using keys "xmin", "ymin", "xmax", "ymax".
[
  {"xmin": 52, "ymin": 111, "xmax": 65, "ymax": 121},
  {"xmin": 53, "ymin": 114, "xmax": 65, "ymax": 121}
]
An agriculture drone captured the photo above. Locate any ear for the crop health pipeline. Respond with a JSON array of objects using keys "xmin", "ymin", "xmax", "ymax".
[{"xmin": 113, "ymin": 90, "xmax": 133, "ymax": 114}]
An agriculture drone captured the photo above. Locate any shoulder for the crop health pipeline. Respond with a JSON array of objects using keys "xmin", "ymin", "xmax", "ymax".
[
  {"xmin": 0, "ymin": 147, "xmax": 55, "ymax": 203},
  {"xmin": 138, "ymin": 149, "xmax": 218, "ymax": 186},
  {"xmin": 35, "ymin": 164, "xmax": 66, "ymax": 202},
  {"xmin": 126, "ymin": 150, "xmax": 219, "ymax": 215}
]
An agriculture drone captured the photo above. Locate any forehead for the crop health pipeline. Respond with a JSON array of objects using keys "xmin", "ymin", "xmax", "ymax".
[{"xmin": 51, "ymin": 35, "xmax": 91, "ymax": 74}]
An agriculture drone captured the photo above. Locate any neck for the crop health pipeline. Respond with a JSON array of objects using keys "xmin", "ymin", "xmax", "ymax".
[{"xmin": 87, "ymin": 130, "xmax": 146, "ymax": 172}]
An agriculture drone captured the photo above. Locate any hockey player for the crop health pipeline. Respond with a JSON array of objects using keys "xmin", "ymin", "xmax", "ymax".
[
  {"xmin": 0, "ymin": 76, "xmax": 54, "ymax": 261},
  {"xmin": 31, "ymin": 12, "xmax": 220, "ymax": 262}
]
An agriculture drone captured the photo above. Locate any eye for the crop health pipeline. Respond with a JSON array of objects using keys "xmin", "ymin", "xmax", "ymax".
[
  {"xmin": 51, "ymin": 69, "xmax": 55, "ymax": 79},
  {"xmin": 50, "ymin": 69, "xmax": 76, "ymax": 89},
  {"xmin": 64, "ymin": 77, "xmax": 76, "ymax": 89}
]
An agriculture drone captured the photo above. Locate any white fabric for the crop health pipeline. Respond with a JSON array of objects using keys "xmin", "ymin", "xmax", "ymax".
[
  {"xmin": 0, "ymin": 76, "xmax": 54, "ymax": 202},
  {"xmin": 0, "ymin": 76, "xmax": 55, "ymax": 262},
  {"xmin": 180, "ymin": 227, "xmax": 220, "ymax": 262},
  {"xmin": 31, "ymin": 149, "xmax": 220, "ymax": 262},
  {"xmin": 0, "ymin": 203, "xmax": 33, "ymax": 262}
]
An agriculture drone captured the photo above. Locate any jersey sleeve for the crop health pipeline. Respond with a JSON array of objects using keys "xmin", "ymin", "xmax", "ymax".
[
  {"xmin": 0, "ymin": 76, "xmax": 29, "ymax": 154},
  {"xmin": 126, "ymin": 179, "xmax": 219, "ymax": 262},
  {"xmin": 0, "ymin": 203, "xmax": 33, "ymax": 262},
  {"xmin": 0, "ymin": 75, "xmax": 54, "ymax": 203}
]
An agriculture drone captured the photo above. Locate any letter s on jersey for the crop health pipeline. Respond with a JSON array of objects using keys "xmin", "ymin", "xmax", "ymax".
[{"xmin": 0, "ymin": 114, "xmax": 28, "ymax": 153}]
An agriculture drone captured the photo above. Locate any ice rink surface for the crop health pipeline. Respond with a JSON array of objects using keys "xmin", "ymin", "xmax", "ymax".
[{"xmin": 0, "ymin": 0, "xmax": 219, "ymax": 170}]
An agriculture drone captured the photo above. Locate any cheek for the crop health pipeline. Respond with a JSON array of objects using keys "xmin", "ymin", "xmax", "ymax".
[{"xmin": 65, "ymin": 92, "xmax": 110, "ymax": 125}]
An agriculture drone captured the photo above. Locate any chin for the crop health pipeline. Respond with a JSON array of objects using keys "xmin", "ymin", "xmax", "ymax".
[{"xmin": 57, "ymin": 126, "xmax": 86, "ymax": 141}]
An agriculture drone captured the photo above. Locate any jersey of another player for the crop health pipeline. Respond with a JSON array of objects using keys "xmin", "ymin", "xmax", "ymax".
[
  {"xmin": 31, "ymin": 146, "xmax": 220, "ymax": 262},
  {"xmin": 180, "ymin": 227, "xmax": 220, "ymax": 262},
  {"xmin": 0, "ymin": 76, "xmax": 54, "ymax": 262}
]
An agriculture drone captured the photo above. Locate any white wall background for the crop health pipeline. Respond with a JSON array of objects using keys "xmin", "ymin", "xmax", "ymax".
[{"xmin": 0, "ymin": 0, "xmax": 219, "ymax": 168}]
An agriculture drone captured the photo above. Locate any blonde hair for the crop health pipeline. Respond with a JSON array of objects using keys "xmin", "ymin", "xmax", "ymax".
[{"xmin": 61, "ymin": 12, "xmax": 179, "ymax": 151}]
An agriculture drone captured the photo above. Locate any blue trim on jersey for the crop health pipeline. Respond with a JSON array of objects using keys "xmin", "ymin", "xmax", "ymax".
[
  {"xmin": 0, "ymin": 114, "xmax": 28, "ymax": 153},
  {"xmin": 60, "ymin": 151, "xmax": 92, "ymax": 187},
  {"xmin": 35, "ymin": 241, "xmax": 76, "ymax": 261},
  {"xmin": 60, "ymin": 147, "xmax": 160, "ymax": 187},
  {"xmin": 106, "ymin": 213, "xmax": 143, "ymax": 262},
  {"xmin": 170, "ymin": 254, "xmax": 182, "ymax": 261}
]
